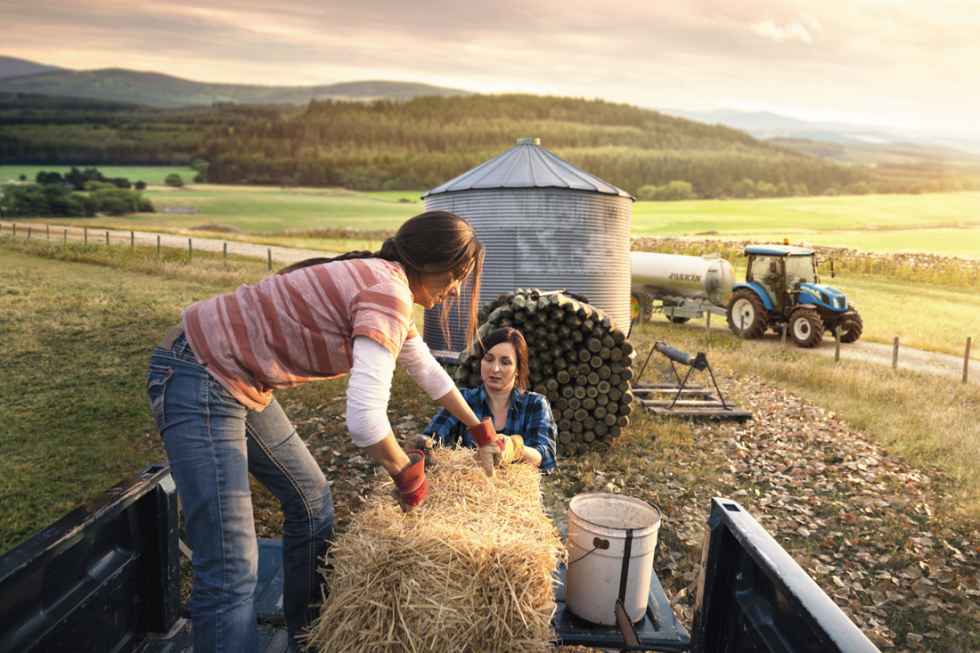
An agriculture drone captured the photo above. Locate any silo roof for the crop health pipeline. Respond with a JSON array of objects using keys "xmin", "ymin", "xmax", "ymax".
[{"xmin": 423, "ymin": 137, "xmax": 634, "ymax": 199}]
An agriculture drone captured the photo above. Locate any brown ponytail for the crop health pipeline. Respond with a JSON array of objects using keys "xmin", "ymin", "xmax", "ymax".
[{"xmin": 278, "ymin": 211, "xmax": 484, "ymax": 348}]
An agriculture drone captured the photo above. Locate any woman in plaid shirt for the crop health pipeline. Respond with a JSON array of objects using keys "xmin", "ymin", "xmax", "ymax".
[{"xmin": 422, "ymin": 327, "xmax": 557, "ymax": 472}]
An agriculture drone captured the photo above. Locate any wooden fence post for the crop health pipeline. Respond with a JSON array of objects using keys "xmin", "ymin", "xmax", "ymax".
[
  {"xmin": 267, "ymin": 248, "xmax": 272, "ymax": 271},
  {"xmin": 46, "ymin": 224, "xmax": 50, "ymax": 240},
  {"xmin": 834, "ymin": 328, "xmax": 841, "ymax": 363},
  {"xmin": 27, "ymin": 225, "xmax": 31, "ymax": 240},
  {"xmin": 130, "ymin": 231, "xmax": 135, "ymax": 248},
  {"xmin": 892, "ymin": 337, "xmax": 899, "ymax": 370},
  {"xmin": 781, "ymin": 323, "xmax": 788, "ymax": 345},
  {"xmin": 83, "ymin": 227, "xmax": 88, "ymax": 245},
  {"xmin": 63, "ymin": 228, "xmax": 68, "ymax": 244},
  {"xmin": 223, "ymin": 241, "xmax": 227, "ymax": 259},
  {"xmin": 187, "ymin": 238, "xmax": 192, "ymax": 261},
  {"xmin": 156, "ymin": 235, "xmax": 161, "ymax": 257},
  {"xmin": 12, "ymin": 223, "xmax": 16, "ymax": 237},
  {"xmin": 105, "ymin": 230, "xmax": 110, "ymax": 246},
  {"xmin": 965, "ymin": 337, "xmax": 973, "ymax": 384}
]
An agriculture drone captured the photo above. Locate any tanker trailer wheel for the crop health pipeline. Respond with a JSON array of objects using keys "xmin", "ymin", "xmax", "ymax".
[
  {"xmin": 789, "ymin": 307, "xmax": 824, "ymax": 348},
  {"xmin": 727, "ymin": 289, "xmax": 767, "ymax": 339},
  {"xmin": 837, "ymin": 309, "xmax": 863, "ymax": 343}
]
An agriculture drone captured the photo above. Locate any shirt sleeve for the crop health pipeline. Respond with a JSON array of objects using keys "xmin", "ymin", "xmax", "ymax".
[
  {"xmin": 350, "ymin": 280, "xmax": 414, "ymax": 356},
  {"xmin": 346, "ymin": 336, "xmax": 396, "ymax": 447},
  {"xmin": 397, "ymin": 336, "xmax": 455, "ymax": 400},
  {"xmin": 522, "ymin": 393, "xmax": 558, "ymax": 472},
  {"xmin": 422, "ymin": 406, "xmax": 463, "ymax": 446},
  {"xmin": 422, "ymin": 386, "xmax": 476, "ymax": 446}
]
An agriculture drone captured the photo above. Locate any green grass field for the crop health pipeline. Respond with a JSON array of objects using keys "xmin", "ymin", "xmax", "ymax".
[
  {"xmin": 6, "ymin": 175, "xmax": 978, "ymax": 257},
  {"xmin": 631, "ymin": 192, "xmax": 980, "ymax": 259},
  {"xmin": 0, "ymin": 164, "xmax": 199, "ymax": 186}
]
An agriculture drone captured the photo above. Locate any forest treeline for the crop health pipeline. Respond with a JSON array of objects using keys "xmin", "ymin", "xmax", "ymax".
[{"xmin": 2, "ymin": 93, "xmax": 977, "ymax": 197}]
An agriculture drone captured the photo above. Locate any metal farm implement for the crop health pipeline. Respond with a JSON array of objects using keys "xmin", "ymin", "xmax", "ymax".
[{"xmin": 633, "ymin": 341, "xmax": 751, "ymax": 421}]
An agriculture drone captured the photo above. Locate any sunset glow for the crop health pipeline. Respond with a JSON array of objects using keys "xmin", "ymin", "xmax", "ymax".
[{"xmin": 4, "ymin": 0, "xmax": 979, "ymax": 134}]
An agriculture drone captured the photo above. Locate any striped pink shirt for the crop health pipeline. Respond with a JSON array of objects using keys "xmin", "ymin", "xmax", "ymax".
[{"xmin": 182, "ymin": 258, "xmax": 418, "ymax": 411}]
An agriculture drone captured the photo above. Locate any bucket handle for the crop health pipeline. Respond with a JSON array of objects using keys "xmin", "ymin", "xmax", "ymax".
[{"xmin": 567, "ymin": 536, "xmax": 609, "ymax": 566}]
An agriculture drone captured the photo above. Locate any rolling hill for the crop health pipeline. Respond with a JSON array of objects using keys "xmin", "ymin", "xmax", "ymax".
[
  {"xmin": 0, "ymin": 64, "xmax": 469, "ymax": 107},
  {"xmin": 0, "ymin": 56, "xmax": 63, "ymax": 80}
]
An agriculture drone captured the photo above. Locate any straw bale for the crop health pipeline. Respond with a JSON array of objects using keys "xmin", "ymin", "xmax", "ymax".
[{"xmin": 304, "ymin": 448, "xmax": 565, "ymax": 653}]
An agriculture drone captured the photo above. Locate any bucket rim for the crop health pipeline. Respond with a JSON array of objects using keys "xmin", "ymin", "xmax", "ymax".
[{"xmin": 568, "ymin": 492, "xmax": 662, "ymax": 536}]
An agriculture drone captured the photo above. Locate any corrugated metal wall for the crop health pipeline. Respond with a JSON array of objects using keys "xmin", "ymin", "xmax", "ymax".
[{"xmin": 423, "ymin": 188, "xmax": 632, "ymax": 352}]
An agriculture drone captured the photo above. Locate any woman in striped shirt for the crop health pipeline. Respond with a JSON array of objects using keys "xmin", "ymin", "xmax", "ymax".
[{"xmin": 146, "ymin": 211, "xmax": 500, "ymax": 652}]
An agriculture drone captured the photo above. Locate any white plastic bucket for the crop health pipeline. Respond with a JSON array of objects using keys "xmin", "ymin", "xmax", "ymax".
[{"xmin": 565, "ymin": 493, "xmax": 661, "ymax": 625}]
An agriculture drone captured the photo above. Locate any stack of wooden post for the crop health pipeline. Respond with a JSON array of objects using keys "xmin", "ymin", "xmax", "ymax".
[
  {"xmin": 454, "ymin": 288, "xmax": 635, "ymax": 456},
  {"xmin": 305, "ymin": 449, "xmax": 564, "ymax": 653}
]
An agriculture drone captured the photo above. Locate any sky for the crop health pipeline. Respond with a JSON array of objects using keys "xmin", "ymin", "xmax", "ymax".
[{"xmin": 4, "ymin": 0, "xmax": 980, "ymax": 135}]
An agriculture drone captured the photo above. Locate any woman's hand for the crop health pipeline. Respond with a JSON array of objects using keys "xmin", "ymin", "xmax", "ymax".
[
  {"xmin": 468, "ymin": 418, "xmax": 499, "ymax": 477},
  {"xmin": 498, "ymin": 435, "xmax": 524, "ymax": 465},
  {"xmin": 392, "ymin": 450, "xmax": 428, "ymax": 512}
]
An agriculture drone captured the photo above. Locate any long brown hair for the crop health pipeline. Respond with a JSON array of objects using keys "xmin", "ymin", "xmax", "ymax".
[
  {"xmin": 279, "ymin": 210, "xmax": 484, "ymax": 347},
  {"xmin": 476, "ymin": 327, "xmax": 529, "ymax": 392}
]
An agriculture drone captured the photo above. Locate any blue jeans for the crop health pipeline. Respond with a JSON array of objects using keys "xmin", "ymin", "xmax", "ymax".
[{"xmin": 147, "ymin": 333, "xmax": 334, "ymax": 652}]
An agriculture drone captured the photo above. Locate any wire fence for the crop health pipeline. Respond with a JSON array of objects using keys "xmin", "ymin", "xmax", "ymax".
[{"xmin": 0, "ymin": 220, "xmax": 279, "ymax": 270}]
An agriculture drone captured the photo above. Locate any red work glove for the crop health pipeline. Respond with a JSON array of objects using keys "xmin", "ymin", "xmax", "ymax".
[
  {"xmin": 392, "ymin": 450, "xmax": 428, "ymax": 512},
  {"xmin": 469, "ymin": 418, "xmax": 498, "ymax": 477}
]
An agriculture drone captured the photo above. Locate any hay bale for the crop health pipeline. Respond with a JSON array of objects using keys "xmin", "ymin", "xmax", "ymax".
[{"xmin": 305, "ymin": 448, "xmax": 565, "ymax": 653}]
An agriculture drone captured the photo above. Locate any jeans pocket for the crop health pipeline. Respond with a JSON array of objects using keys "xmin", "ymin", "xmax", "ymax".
[{"xmin": 147, "ymin": 363, "xmax": 174, "ymax": 434}]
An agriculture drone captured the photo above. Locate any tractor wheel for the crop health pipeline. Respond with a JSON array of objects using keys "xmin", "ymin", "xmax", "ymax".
[
  {"xmin": 837, "ymin": 310, "xmax": 863, "ymax": 343},
  {"xmin": 727, "ymin": 289, "xmax": 767, "ymax": 339},
  {"xmin": 789, "ymin": 307, "xmax": 824, "ymax": 348},
  {"xmin": 630, "ymin": 292, "xmax": 653, "ymax": 323},
  {"xmin": 667, "ymin": 315, "xmax": 690, "ymax": 324}
]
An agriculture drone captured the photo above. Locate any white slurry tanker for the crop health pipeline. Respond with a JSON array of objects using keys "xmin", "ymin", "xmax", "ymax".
[{"xmin": 630, "ymin": 251, "xmax": 735, "ymax": 323}]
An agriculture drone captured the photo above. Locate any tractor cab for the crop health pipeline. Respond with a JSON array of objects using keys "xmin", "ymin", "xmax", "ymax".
[{"xmin": 728, "ymin": 245, "xmax": 862, "ymax": 348}]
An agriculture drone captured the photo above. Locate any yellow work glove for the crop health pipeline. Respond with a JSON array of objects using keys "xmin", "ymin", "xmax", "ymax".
[{"xmin": 497, "ymin": 434, "xmax": 525, "ymax": 465}]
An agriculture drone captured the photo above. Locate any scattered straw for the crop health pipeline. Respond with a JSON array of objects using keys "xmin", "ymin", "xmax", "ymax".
[{"xmin": 304, "ymin": 448, "xmax": 565, "ymax": 653}]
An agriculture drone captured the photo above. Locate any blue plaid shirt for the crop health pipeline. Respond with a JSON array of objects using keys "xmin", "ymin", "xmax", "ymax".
[{"xmin": 423, "ymin": 386, "xmax": 557, "ymax": 472}]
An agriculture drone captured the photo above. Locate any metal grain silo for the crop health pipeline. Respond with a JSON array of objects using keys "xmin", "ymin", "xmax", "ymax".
[{"xmin": 422, "ymin": 137, "xmax": 634, "ymax": 354}]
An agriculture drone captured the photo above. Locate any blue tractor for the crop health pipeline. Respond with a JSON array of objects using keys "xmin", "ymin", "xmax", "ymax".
[{"xmin": 726, "ymin": 245, "xmax": 862, "ymax": 348}]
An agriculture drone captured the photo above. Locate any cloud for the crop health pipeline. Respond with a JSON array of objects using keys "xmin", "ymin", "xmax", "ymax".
[
  {"xmin": 1, "ymin": 0, "xmax": 978, "ymax": 132},
  {"xmin": 751, "ymin": 19, "xmax": 816, "ymax": 44}
]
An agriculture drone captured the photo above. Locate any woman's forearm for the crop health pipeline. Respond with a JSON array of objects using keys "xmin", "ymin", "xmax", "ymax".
[
  {"xmin": 361, "ymin": 432, "xmax": 411, "ymax": 476},
  {"xmin": 435, "ymin": 386, "xmax": 480, "ymax": 428}
]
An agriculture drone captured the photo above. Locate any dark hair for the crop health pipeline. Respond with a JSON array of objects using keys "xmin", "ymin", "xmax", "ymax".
[
  {"xmin": 278, "ymin": 211, "xmax": 484, "ymax": 347},
  {"xmin": 477, "ymin": 327, "xmax": 529, "ymax": 392}
]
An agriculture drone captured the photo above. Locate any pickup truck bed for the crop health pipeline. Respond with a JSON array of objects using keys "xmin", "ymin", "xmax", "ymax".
[{"xmin": 0, "ymin": 465, "xmax": 880, "ymax": 653}]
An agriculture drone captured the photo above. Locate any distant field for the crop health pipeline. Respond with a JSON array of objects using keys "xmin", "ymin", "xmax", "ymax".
[
  {"xmin": 632, "ymin": 192, "xmax": 980, "ymax": 259},
  {"xmin": 0, "ymin": 164, "xmax": 198, "ymax": 186},
  {"xmin": 6, "ymin": 177, "xmax": 980, "ymax": 258}
]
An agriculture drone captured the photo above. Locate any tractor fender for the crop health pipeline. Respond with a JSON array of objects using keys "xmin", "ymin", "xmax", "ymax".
[{"xmin": 732, "ymin": 282, "xmax": 774, "ymax": 311}]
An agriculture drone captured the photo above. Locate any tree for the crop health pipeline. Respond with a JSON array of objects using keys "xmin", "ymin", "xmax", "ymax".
[
  {"xmin": 18, "ymin": 174, "xmax": 26, "ymax": 182},
  {"xmin": 134, "ymin": 180, "xmax": 147, "ymax": 190},
  {"xmin": 35, "ymin": 171, "xmax": 64, "ymax": 185},
  {"xmin": 190, "ymin": 159, "xmax": 210, "ymax": 182},
  {"xmin": 164, "ymin": 173, "xmax": 184, "ymax": 188}
]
